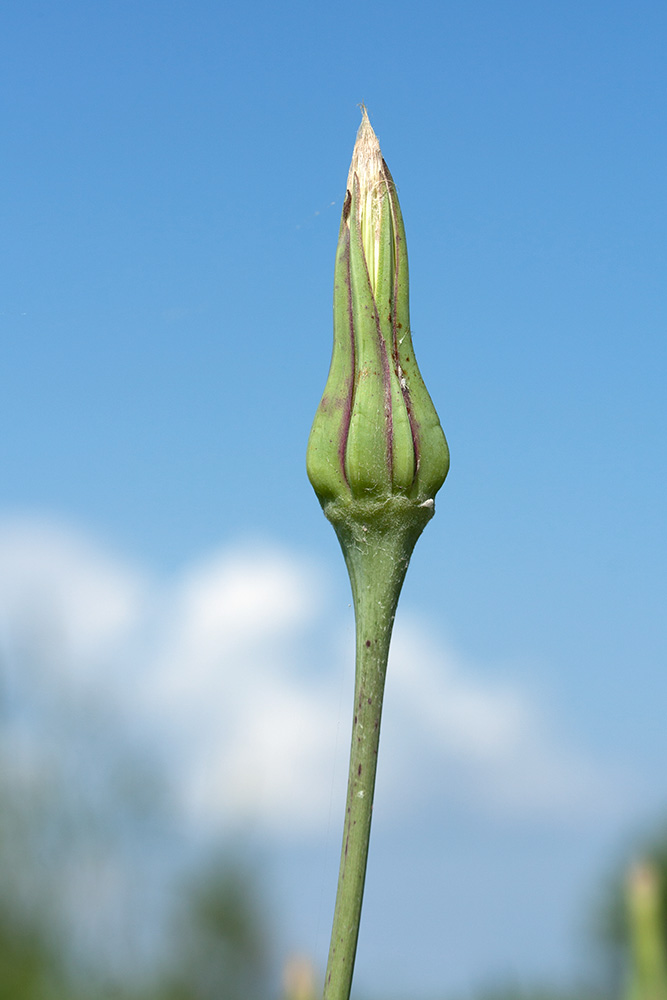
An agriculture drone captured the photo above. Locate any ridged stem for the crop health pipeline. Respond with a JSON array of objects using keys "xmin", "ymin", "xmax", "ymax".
[{"xmin": 321, "ymin": 497, "xmax": 432, "ymax": 1000}]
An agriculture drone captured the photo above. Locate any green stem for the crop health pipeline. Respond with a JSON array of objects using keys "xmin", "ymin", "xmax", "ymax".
[
  {"xmin": 321, "ymin": 497, "xmax": 432, "ymax": 1000},
  {"xmin": 627, "ymin": 861, "xmax": 667, "ymax": 1000}
]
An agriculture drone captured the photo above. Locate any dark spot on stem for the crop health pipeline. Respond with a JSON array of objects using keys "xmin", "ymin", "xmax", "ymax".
[
  {"xmin": 358, "ymin": 764, "xmax": 362, "ymax": 776},
  {"xmin": 365, "ymin": 639, "xmax": 371, "ymax": 648}
]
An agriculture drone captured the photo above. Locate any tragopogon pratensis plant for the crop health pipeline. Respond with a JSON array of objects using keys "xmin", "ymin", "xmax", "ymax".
[
  {"xmin": 626, "ymin": 861, "xmax": 667, "ymax": 1000},
  {"xmin": 307, "ymin": 108, "xmax": 449, "ymax": 1000}
]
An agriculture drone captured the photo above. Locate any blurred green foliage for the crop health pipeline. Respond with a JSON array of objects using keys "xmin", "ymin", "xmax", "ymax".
[
  {"xmin": 157, "ymin": 860, "xmax": 270, "ymax": 1000},
  {"xmin": 0, "ymin": 648, "xmax": 272, "ymax": 999},
  {"xmin": 0, "ymin": 912, "xmax": 66, "ymax": 1000},
  {"xmin": 603, "ymin": 833, "xmax": 667, "ymax": 962},
  {"xmin": 0, "ymin": 846, "xmax": 270, "ymax": 1000},
  {"xmin": 592, "ymin": 831, "xmax": 667, "ymax": 1000},
  {"xmin": 1, "ymin": 634, "xmax": 666, "ymax": 1000},
  {"xmin": 462, "ymin": 991, "xmax": 601, "ymax": 1000}
]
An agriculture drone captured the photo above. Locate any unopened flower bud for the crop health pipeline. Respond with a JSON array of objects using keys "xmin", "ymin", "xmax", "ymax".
[{"xmin": 307, "ymin": 109, "xmax": 449, "ymax": 509}]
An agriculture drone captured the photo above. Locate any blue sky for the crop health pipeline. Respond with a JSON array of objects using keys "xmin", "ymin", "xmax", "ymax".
[{"xmin": 2, "ymin": 1, "xmax": 667, "ymax": 996}]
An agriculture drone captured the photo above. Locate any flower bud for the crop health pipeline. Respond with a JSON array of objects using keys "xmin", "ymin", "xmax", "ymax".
[{"xmin": 307, "ymin": 109, "xmax": 449, "ymax": 509}]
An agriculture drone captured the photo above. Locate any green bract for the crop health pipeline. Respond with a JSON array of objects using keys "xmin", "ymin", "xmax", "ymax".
[{"xmin": 307, "ymin": 109, "xmax": 449, "ymax": 508}]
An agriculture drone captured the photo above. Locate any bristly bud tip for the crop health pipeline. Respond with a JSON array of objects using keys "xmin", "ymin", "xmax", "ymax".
[{"xmin": 346, "ymin": 108, "xmax": 384, "ymax": 295}]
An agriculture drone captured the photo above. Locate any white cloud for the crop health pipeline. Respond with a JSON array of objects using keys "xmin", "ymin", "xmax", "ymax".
[
  {"xmin": 382, "ymin": 622, "xmax": 625, "ymax": 824},
  {"xmin": 0, "ymin": 516, "xmax": 147, "ymax": 669},
  {"xmin": 0, "ymin": 515, "xmax": 634, "ymax": 841},
  {"xmin": 175, "ymin": 547, "xmax": 317, "ymax": 646}
]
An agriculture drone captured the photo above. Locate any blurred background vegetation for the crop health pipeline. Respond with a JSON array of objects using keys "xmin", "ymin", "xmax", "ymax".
[{"xmin": 1, "ymin": 631, "xmax": 666, "ymax": 1000}]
